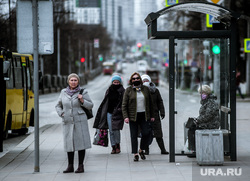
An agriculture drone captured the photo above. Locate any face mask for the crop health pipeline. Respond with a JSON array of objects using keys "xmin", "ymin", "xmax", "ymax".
[
  {"xmin": 133, "ymin": 81, "xmax": 141, "ymax": 86},
  {"xmin": 201, "ymin": 93, "xmax": 207, "ymax": 100},
  {"xmin": 143, "ymin": 82, "xmax": 150, "ymax": 87},
  {"xmin": 111, "ymin": 84, "xmax": 121, "ymax": 89}
]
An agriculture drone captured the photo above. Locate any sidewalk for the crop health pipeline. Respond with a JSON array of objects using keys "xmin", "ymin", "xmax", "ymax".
[{"xmin": 0, "ymin": 99, "xmax": 250, "ymax": 181}]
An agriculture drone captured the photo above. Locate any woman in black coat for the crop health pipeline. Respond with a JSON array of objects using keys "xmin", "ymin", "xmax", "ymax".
[
  {"xmin": 141, "ymin": 74, "xmax": 169, "ymax": 155},
  {"xmin": 93, "ymin": 75, "xmax": 125, "ymax": 154}
]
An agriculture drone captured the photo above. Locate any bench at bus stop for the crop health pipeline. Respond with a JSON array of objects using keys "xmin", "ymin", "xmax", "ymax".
[{"xmin": 185, "ymin": 106, "xmax": 231, "ymax": 166}]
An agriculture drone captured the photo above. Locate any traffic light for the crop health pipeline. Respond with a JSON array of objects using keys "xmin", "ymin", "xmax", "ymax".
[
  {"xmin": 80, "ymin": 57, "xmax": 85, "ymax": 63},
  {"xmin": 137, "ymin": 43, "xmax": 142, "ymax": 51},
  {"xmin": 212, "ymin": 45, "xmax": 220, "ymax": 54},
  {"xmin": 208, "ymin": 65, "xmax": 212, "ymax": 70},
  {"xmin": 183, "ymin": 59, "xmax": 188, "ymax": 65},
  {"xmin": 98, "ymin": 54, "xmax": 103, "ymax": 61}
]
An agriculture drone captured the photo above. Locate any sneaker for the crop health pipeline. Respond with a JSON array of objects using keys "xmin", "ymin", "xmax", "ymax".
[
  {"xmin": 134, "ymin": 155, "xmax": 139, "ymax": 161},
  {"xmin": 139, "ymin": 150, "xmax": 146, "ymax": 160},
  {"xmin": 111, "ymin": 145, "xmax": 116, "ymax": 154},
  {"xmin": 161, "ymin": 150, "xmax": 169, "ymax": 155},
  {"xmin": 116, "ymin": 143, "xmax": 121, "ymax": 154}
]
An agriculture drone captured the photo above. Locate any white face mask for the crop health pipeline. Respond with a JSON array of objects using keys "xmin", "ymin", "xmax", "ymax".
[{"xmin": 143, "ymin": 82, "xmax": 150, "ymax": 87}]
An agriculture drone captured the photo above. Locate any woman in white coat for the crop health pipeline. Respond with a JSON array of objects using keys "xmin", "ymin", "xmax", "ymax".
[{"xmin": 55, "ymin": 73, "xmax": 93, "ymax": 173}]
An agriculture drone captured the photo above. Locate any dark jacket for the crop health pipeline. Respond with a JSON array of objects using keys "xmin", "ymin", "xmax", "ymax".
[
  {"xmin": 93, "ymin": 85, "xmax": 125, "ymax": 130},
  {"xmin": 122, "ymin": 85, "xmax": 154, "ymax": 122},
  {"xmin": 147, "ymin": 83, "xmax": 165, "ymax": 138},
  {"xmin": 196, "ymin": 94, "xmax": 220, "ymax": 129}
]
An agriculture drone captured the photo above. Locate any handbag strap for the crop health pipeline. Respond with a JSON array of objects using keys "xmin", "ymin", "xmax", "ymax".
[{"xmin": 79, "ymin": 88, "xmax": 85, "ymax": 95}]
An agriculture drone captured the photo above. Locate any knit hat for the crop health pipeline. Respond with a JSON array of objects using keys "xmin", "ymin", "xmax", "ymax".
[
  {"xmin": 67, "ymin": 73, "xmax": 80, "ymax": 84},
  {"xmin": 111, "ymin": 75, "xmax": 122, "ymax": 83},
  {"xmin": 141, "ymin": 74, "xmax": 151, "ymax": 82}
]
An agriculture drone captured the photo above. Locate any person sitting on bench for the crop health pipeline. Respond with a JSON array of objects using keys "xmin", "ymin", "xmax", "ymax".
[{"xmin": 188, "ymin": 85, "xmax": 220, "ymax": 151}]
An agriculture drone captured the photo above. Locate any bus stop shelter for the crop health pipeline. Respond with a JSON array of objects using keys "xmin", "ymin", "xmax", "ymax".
[{"xmin": 145, "ymin": 2, "xmax": 242, "ymax": 162}]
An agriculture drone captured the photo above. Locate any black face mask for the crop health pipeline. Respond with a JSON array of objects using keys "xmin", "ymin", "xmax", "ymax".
[
  {"xmin": 133, "ymin": 81, "xmax": 141, "ymax": 86},
  {"xmin": 111, "ymin": 84, "xmax": 121, "ymax": 90}
]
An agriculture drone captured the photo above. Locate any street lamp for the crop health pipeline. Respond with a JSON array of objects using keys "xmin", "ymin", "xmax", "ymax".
[{"xmin": 203, "ymin": 40, "xmax": 210, "ymax": 84}]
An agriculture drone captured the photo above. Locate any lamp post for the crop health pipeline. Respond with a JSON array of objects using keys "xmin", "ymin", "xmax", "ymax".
[{"xmin": 203, "ymin": 40, "xmax": 210, "ymax": 85}]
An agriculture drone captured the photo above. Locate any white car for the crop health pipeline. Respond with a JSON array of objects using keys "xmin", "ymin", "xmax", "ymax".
[
  {"xmin": 137, "ymin": 60, "xmax": 148, "ymax": 74},
  {"xmin": 122, "ymin": 62, "xmax": 127, "ymax": 69}
]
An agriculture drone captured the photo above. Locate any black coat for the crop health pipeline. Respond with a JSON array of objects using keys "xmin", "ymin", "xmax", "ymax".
[
  {"xmin": 93, "ymin": 85, "xmax": 125, "ymax": 130},
  {"xmin": 150, "ymin": 87, "xmax": 165, "ymax": 138}
]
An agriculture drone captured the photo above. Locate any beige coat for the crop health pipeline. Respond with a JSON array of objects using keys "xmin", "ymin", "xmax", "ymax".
[{"xmin": 55, "ymin": 88, "xmax": 93, "ymax": 152}]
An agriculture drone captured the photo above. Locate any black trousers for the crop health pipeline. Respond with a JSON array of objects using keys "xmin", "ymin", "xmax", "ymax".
[
  {"xmin": 188, "ymin": 126, "xmax": 204, "ymax": 151},
  {"xmin": 236, "ymin": 86, "xmax": 244, "ymax": 99},
  {"xmin": 188, "ymin": 128, "xmax": 197, "ymax": 151},
  {"xmin": 129, "ymin": 112, "xmax": 151, "ymax": 154}
]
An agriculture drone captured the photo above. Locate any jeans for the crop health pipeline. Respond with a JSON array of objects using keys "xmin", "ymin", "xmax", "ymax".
[
  {"xmin": 129, "ymin": 112, "xmax": 151, "ymax": 154},
  {"xmin": 107, "ymin": 113, "xmax": 120, "ymax": 146},
  {"xmin": 236, "ymin": 86, "xmax": 244, "ymax": 99}
]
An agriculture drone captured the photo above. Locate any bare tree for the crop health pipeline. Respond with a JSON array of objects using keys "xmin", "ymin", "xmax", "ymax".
[
  {"xmin": 0, "ymin": 1, "xmax": 16, "ymax": 51},
  {"xmin": 43, "ymin": 0, "xmax": 112, "ymax": 75}
]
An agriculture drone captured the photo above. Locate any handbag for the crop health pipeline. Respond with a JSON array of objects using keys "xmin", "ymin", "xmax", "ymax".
[
  {"xmin": 93, "ymin": 129, "xmax": 101, "ymax": 145},
  {"xmin": 82, "ymin": 106, "xmax": 93, "ymax": 119},
  {"xmin": 79, "ymin": 89, "xmax": 93, "ymax": 119},
  {"xmin": 93, "ymin": 129, "xmax": 109, "ymax": 147},
  {"xmin": 185, "ymin": 117, "xmax": 196, "ymax": 128}
]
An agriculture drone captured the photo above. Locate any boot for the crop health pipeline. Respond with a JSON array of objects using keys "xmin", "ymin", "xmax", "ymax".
[
  {"xmin": 115, "ymin": 143, "xmax": 121, "ymax": 154},
  {"xmin": 111, "ymin": 145, "xmax": 116, "ymax": 154},
  {"xmin": 63, "ymin": 152, "xmax": 74, "ymax": 173},
  {"xmin": 63, "ymin": 164, "xmax": 74, "ymax": 173},
  {"xmin": 75, "ymin": 164, "xmax": 84, "ymax": 173},
  {"xmin": 75, "ymin": 150, "xmax": 85, "ymax": 173},
  {"xmin": 156, "ymin": 138, "xmax": 169, "ymax": 155}
]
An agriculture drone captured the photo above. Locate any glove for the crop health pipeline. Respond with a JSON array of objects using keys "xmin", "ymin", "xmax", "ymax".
[{"xmin": 161, "ymin": 115, "xmax": 165, "ymax": 120}]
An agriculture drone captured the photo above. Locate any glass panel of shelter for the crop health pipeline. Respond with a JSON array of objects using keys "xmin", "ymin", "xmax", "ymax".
[{"xmin": 173, "ymin": 38, "xmax": 230, "ymax": 156}]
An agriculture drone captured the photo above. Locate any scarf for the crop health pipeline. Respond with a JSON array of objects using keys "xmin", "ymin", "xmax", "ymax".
[
  {"xmin": 133, "ymin": 85, "xmax": 141, "ymax": 92},
  {"xmin": 65, "ymin": 85, "xmax": 80, "ymax": 97},
  {"xmin": 143, "ymin": 82, "xmax": 156, "ymax": 93}
]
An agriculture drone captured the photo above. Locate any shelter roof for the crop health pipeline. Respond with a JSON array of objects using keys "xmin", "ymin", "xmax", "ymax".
[{"xmin": 145, "ymin": 2, "xmax": 241, "ymax": 25}]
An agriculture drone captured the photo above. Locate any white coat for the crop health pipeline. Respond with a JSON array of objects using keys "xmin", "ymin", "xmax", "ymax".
[{"xmin": 55, "ymin": 88, "xmax": 93, "ymax": 152}]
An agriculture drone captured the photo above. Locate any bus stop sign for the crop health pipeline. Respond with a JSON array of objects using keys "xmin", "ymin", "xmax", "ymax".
[
  {"xmin": 166, "ymin": 0, "xmax": 178, "ymax": 7},
  {"xmin": 244, "ymin": 38, "xmax": 250, "ymax": 53},
  {"xmin": 207, "ymin": 0, "xmax": 224, "ymax": 4}
]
